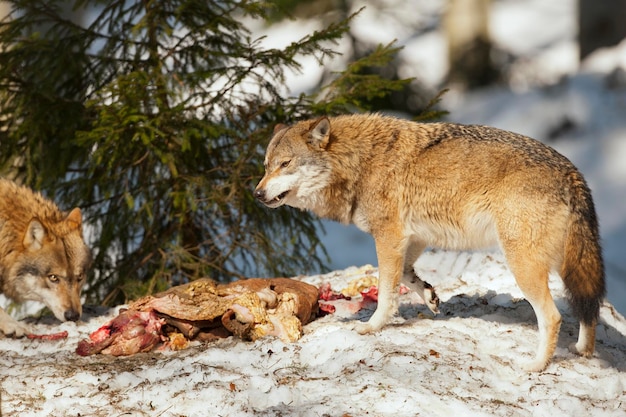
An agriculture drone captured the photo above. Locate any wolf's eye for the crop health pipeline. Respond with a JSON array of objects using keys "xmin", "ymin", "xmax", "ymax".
[
  {"xmin": 48, "ymin": 274, "xmax": 59, "ymax": 283},
  {"xmin": 280, "ymin": 160, "xmax": 291, "ymax": 168}
]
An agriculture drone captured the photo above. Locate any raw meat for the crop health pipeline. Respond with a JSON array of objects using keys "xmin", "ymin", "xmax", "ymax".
[
  {"xmin": 76, "ymin": 310, "xmax": 165, "ymax": 356},
  {"xmin": 26, "ymin": 331, "xmax": 69, "ymax": 341},
  {"xmin": 76, "ymin": 277, "xmax": 319, "ymax": 356}
]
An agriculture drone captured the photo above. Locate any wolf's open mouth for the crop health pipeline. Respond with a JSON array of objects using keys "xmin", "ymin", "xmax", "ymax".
[{"xmin": 271, "ymin": 190, "xmax": 289, "ymax": 204}]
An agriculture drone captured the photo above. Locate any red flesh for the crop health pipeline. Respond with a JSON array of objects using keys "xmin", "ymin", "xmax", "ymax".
[{"xmin": 26, "ymin": 331, "xmax": 69, "ymax": 341}]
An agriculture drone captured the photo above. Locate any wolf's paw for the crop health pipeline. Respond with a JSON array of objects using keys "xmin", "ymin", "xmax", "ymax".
[
  {"xmin": 423, "ymin": 282, "xmax": 440, "ymax": 315},
  {"xmin": 568, "ymin": 341, "xmax": 593, "ymax": 358},
  {"xmin": 1, "ymin": 320, "xmax": 32, "ymax": 338},
  {"xmin": 521, "ymin": 358, "xmax": 549, "ymax": 373},
  {"xmin": 353, "ymin": 321, "xmax": 378, "ymax": 335}
]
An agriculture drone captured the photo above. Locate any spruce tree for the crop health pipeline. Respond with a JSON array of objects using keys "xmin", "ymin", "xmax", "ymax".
[{"xmin": 0, "ymin": 0, "xmax": 413, "ymax": 304}]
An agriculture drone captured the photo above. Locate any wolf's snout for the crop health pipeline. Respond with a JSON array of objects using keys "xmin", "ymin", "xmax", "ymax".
[
  {"xmin": 254, "ymin": 188, "xmax": 289, "ymax": 208},
  {"xmin": 64, "ymin": 309, "xmax": 80, "ymax": 322},
  {"xmin": 253, "ymin": 188, "xmax": 266, "ymax": 201}
]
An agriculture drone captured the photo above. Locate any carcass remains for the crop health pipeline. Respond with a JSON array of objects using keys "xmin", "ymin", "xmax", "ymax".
[{"xmin": 76, "ymin": 277, "xmax": 319, "ymax": 356}]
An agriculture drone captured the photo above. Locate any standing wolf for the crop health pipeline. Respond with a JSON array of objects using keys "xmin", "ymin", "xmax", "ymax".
[
  {"xmin": 0, "ymin": 179, "xmax": 91, "ymax": 337},
  {"xmin": 254, "ymin": 113, "xmax": 605, "ymax": 372}
]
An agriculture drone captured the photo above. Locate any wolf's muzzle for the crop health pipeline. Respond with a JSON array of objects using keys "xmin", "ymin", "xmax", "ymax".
[
  {"xmin": 253, "ymin": 189, "xmax": 266, "ymax": 201},
  {"xmin": 254, "ymin": 189, "xmax": 289, "ymax": 208},
  {"xmin": 64, "ymin": 309, "xmax": 80, "ymax": 322}
]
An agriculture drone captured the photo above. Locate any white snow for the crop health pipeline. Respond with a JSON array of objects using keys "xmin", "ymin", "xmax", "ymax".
[{"xmin": 1, "ymin": 251, "xmax": 624, "ymax": 416}]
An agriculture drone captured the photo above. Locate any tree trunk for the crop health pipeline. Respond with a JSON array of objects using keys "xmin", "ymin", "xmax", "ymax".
[
  {"xmin": 444, "ymin": 0, "xmax": 498, "ymax": 88},
  {"xmin": 579, "ymin": 0, "xmax": 626, "ymax": 60}
]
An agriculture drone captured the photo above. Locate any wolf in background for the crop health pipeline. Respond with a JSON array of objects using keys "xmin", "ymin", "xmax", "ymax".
[
  {"xmin": 254, "ymin": 113, "xmax": 605, "ymax": 372},
  {"xmin": 0, "ymin": 179, "xmax": 91, "ymax": 337}
]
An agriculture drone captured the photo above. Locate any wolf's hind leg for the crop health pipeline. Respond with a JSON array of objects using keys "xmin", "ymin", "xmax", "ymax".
[
  {"xmin": 401, "ymin": 240, "xmax": 440, "ymax": 314},
  {"xmin": 569, "ymin": 321, "xmax": 596, "ymax": 357},
  {"xmin": 507, "ymin": 256, "xmax": 561, "ymax": 372}
]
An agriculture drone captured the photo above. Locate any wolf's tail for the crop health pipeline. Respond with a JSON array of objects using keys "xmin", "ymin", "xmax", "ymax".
[{"xmin": 561, "ymin": 171, "xmax": 606, "ymax": 325}]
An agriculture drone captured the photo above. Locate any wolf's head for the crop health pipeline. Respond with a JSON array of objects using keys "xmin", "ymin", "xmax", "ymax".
[
  {"xmin": 6, "ymin": 207, "xmax": 91, "ymax": 322},
  {"xmin": 254, "ymin": 117, "xmax": 332, "ymax": 210}
]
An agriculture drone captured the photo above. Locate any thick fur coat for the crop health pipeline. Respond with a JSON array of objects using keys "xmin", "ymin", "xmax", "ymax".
[
  {"xmin": 255, "ymin": 113, "xmax": 605, "ymax": 372},
  {"xmin": 0, "ymin": 179, "xmax": 91, "ymax": 336}
]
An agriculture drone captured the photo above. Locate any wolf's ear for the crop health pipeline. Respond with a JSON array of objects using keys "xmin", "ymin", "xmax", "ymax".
[
  {"xmin": 273, "ymin": 123, "xmax": 288, "ymax": 134},
  {"xmin": 65, "ymin": 207, "xmax": 83, "ymax": 230},
  {"xmin": 24, "ymin": 219, "xmax": 46, "ymax": 251},
  {"xmin": 308, "ymin": 117, "xmax": 330, "ymax": 150}
]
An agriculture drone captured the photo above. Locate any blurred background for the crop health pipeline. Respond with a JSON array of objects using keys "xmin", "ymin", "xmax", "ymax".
[{"xmin": 0, "ymin": 0, "xmax": 624, "ymax": 315}]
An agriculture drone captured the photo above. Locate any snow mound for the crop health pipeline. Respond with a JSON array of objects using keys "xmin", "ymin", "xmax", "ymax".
[{"xmin": 0, "ymin": 251, "xmax": 624, "ymax": 416}]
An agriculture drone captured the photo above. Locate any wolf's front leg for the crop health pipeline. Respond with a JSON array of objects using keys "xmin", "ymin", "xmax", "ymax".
[
  {"xmin": 401, "ymin": 240, "xmax": 440, "ymax": 315},
  {"xmin": 0, "ymin": 308, "xmax": 32, "ymax": 337},
  {"xmin": 403, "ymin": 273, "xmax": 440, "ymax": 315},
  {"xmin": 354, "ymin": 233, "xmax": 405, "ymax": 334}
]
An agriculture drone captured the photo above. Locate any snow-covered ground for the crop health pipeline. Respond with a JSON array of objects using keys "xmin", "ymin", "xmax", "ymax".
[{"xmin": 1, "ymin": 251, "xmax": 624, "ymax": 416}]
